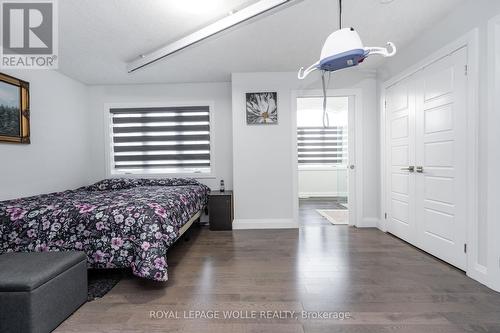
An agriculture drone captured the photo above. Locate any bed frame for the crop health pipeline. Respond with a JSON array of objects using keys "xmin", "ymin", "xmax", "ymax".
[{"xmin": 177, "ymin": 210, "xmax": 202, "ymax": 240}]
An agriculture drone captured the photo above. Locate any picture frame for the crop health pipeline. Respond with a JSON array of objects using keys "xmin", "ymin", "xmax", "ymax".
[
  {"xmin": 246, "ymin": 92, "xmax": 278, "ymax": 125},
  {"xmin": 0, "ymin": 73, "xmax": 30, "ymax": 144}
]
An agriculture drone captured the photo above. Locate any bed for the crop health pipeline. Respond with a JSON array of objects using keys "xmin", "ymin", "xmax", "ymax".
[{"xmin": 0, "ymin": 178, "xmax": 210, "ymax": 281}]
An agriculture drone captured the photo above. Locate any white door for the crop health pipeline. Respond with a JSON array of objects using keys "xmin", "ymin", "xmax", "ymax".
[
  {"xmin": 385, "ymin": 47, "xmax": 468, "ymax": 269},
  {"xmin": 385, "ymin": 76, "xmax": 417, "ymax": 243},
  {"xmin": 414, "ymin": 47, "xmax": 468, "ymax": 269}
]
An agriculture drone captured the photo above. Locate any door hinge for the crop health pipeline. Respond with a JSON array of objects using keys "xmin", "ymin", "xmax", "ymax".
[
  {"xmin": 384, "ymin": 212, "xmax": 387, "ymax": 219},
  {"xmin": 384, "ymin": 100, "xmax": 387, "ymax": 109},
  {"xmin": 464, "ymin": 243, "xmax": 467, "ymax": 253},
  {"xmin": 464, "ymin": 65, "xmax": 468, "ymax": 76}
]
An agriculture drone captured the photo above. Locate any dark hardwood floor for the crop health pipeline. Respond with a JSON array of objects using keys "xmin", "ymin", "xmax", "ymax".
[{"xmin": 56, "ymin": 200, "xmax": 500, "ymax": 333}]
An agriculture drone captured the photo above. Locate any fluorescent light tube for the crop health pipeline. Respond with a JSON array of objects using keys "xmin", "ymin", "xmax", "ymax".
[{"xmin": 127, "ymin": 0, "xmax": 300, "ymax": 73}]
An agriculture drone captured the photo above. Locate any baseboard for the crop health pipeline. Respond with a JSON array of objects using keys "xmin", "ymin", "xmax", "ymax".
[
  {"xmin": 467, "ymin": 264, "xmax": 500, "ymax": 292},
  {"xmin": 485, "ymin": 274, "xmax": 500, "ymax": 293},
  {"xmin": 377, "ymin": 218, "xmax": 387, "ymax": 232},
  {"xmin": 356, "ymin": 217, "xmax": 379, "ymax": 228},
  {"xmin": 299, "ymin": 192, "xmax": 348, "ymax": 198},
  {"xmin": 467, "ymin": 263, "xmax": 489, "ymax": 286},
  {"xmin": 233, "ymin": 218, "xmax": 299, "ymax": 230}
]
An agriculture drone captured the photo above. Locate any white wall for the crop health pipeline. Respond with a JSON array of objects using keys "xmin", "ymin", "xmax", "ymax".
[
  {"xmin": 86, "ymin": 82, "xmax": 233, "ymax": 191},
  {"xmin": 0, "ymin": 70, "xmax": 90, "ymax": 201},
  {"xmin": 377, "ymin": 0, "xmax": 500, "ymax": 292},
  {"xmin": 231, "ymin": 73, "xmax": 295, "ymax": 228},
  {"xmin": 357, "ymin": 76, "xmax": 380, "ymax": 224},
  {"xmin": 231, "ymin": 71, "xmax": 379, "ymax": 229},
  {"xmin": 298, "ymin": 168, "xmax": 348, "ymax": 198}
]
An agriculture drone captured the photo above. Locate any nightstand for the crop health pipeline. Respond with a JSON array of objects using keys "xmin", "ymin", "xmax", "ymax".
[{"xmin": 209, "ymin": 191, "xmax": 233, "ymax": 231}]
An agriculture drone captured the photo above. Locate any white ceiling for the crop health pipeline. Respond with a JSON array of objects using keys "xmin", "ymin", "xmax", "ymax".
[{"xmin": 58, "ymin": 0, "xmax": 465, "ymax": 85}]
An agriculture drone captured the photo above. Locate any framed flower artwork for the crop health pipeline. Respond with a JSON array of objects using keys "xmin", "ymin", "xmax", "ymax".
[{"xmin": 246, "ymin": 92, "xmax": 278, "ymax": 125}]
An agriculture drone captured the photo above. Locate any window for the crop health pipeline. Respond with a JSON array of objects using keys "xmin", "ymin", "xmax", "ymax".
[
  {"xmin": 108, "ymin": 105, "xmax": 212, "ymax": 176},
  {"xmin": 297, "ymin": 97, "xmax": 348, "ymax": 167}
]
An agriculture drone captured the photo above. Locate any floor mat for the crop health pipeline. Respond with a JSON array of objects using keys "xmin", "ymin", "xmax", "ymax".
[
  {"xmin": 87, "ymin": 269, "xmax": 125, "ymax": 301},
  {"xmin": 316, "ymin": 209, "xmax": 349, "ymax": 225}
]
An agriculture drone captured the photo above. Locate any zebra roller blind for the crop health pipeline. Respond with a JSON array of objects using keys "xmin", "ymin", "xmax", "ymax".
[
  {"xmin": 297, "ymin": 126, "xmax": 347, "ymax": 165},
  {"xmin": 109, "ymin": 106, "xmax": 211, "ymax": 174}
]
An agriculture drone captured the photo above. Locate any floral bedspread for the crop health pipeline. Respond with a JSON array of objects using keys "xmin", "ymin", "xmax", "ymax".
[{"xmin": 0, "ymin": 178, "xmax": 210, "ymax": 281}]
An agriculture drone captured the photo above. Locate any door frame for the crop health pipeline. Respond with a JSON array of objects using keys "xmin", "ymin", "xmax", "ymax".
[
  {"xmin": 380, "ymin": 29, "xmax": 481, "ymax": 279},
  {"xmin": 487, "ymin": 14, "xmax": 500, "ymax": 292},
  {"xmin": 291, "ymin": 88, "xmax": 363, "ymax": 227}
]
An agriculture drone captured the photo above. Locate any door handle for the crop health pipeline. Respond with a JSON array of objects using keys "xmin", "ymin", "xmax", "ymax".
[
  {"xmin": 401, "ymin": 166, "xmax": 415, "ymax": 172},
  {"xmin": 416, "ymin": 166, "xmax": 424, "ymax": 173},
  {"xmin": 349, "ymin": 165, "xmax": 355, "ymax": 170}
]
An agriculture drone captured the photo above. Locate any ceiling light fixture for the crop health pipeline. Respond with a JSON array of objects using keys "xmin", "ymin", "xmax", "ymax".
[{"xmin": 127, "ymin": 0, "xmax": 301, "ymax": 73}]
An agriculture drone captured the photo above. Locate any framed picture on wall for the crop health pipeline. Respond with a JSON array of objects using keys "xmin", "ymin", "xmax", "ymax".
[
  {"xmin": 246, "ymin": 92, "xmax": 278, "ymax": 125},
  {"xmin": 0, "ymin": 73, "xmax": 30, "ymax": 144}
]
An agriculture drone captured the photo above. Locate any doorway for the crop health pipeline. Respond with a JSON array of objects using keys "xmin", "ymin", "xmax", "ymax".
[{"xmin": 295, "ymin": 94, "xmax": 355, "ymax": 226}]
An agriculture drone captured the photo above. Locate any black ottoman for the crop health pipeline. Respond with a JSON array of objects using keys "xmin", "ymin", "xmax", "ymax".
[{"xmin": 0, "ymin": 251, "xmax": 87, "ymax": 333}]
